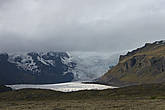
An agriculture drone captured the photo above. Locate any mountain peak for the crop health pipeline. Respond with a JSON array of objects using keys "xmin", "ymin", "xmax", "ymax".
[
  {"xmin": 119, "ymin": 40, "xmax": 165, "ymax": 63},
  {"xmin": 154, "ymin": 40, "xmax": 165, "ymax": 45},
  {"xmin": 0, "ymin": 51, "xmax": 76, "ymax": 85}
]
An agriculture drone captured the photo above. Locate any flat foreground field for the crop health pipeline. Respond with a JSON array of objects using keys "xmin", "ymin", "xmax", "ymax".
[
  {"xmin": 1, "ymin": 99, "xmax": 165, "ymax": 110},
  {"xmin": 1, "ymin": 84, "xmax": 165, "ymax": 110}
]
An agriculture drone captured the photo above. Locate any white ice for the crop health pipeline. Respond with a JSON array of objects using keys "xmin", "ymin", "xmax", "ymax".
[{"xmin": 7, "ymin": 81, "xmax": 117, "ymax": 92}]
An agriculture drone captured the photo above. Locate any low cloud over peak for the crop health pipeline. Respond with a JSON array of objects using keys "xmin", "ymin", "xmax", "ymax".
[{"xmin": 0, "ymin": 0, "xmax": 165, "ymax": 52}]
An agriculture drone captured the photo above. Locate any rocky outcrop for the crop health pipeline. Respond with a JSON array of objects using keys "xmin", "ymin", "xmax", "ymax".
[{"xmin": 97, "ymin": 40, "xmax": 165, "ymax": 87}]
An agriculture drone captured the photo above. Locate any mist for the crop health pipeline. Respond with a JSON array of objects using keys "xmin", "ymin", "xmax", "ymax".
[{"xmin": 0, "ymin": 0, "xmax": 165, "ymax": 53}]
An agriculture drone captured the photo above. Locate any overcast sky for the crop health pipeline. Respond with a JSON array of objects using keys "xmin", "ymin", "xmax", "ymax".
[{"xmin": 0, "ymin": 0, "xmax": 165, "ymax": 53}]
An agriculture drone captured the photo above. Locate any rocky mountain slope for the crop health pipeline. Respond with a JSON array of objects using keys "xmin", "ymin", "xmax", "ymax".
[
  {"xmin": 0, "ymin": 51, "xmax": 118, "ymax": 85},
  {"xmin": 97, "ymin": 40, "xmax": 165, "ymax": 87},
  {"xmin": 0, "ymin": 52, "xmax": 76, "ymax": 84}
]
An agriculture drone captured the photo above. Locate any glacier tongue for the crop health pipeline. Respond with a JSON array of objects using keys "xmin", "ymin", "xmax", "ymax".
[
  {"xmin": 7, "ymin": 81, "xmax": 117, "ymax": 92},
  {"xmin": 70, "ymin": 51, "xmax": 120, "ymax": 81}
]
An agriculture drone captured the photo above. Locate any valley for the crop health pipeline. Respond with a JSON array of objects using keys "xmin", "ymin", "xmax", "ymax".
[
  {"xmin": 1, "ymin": 0, "xmax": 165, "ymax": 109},
  {"xmin": 1, "ymin": 41, "xmax": 165, "ymax": 110}
]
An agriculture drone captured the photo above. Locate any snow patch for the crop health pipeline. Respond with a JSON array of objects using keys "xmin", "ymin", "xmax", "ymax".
[
  {"xmin": 37, "ymin": 56, "xmax": 49, "ymax": 66},
  {"xmin": 8, "ymin": 53, "xmax": 40, "ymax": 72}
]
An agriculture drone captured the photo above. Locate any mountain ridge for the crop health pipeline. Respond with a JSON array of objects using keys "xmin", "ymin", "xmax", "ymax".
[
  {"xmin": 0, "ymin": 51, "xmax": 118, "ymax": 84},
  {"xmin": 0, "ymin": 52, "xmax": 76, "ymax": 84},
  {"xmin": 97, "ymin": 40, "xmax": 165, "ymax": 87}
]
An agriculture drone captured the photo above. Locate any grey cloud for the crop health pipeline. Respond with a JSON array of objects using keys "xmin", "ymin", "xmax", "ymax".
[{"xmin": 0, "ymin": 0, "xmax": 165, "ymax": 53}]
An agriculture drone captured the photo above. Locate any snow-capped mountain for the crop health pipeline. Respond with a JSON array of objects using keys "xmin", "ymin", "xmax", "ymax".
[
  {"xmin": 8, "ymin": 52, "xmax": 75, "ymax": 74},
  {"xmin": 0, "ymin": 51, "xmax": 120, "ymax": 85},
  {"xmin": 0, "ymin": 52, "xmax": 76, "ymax": 84}
]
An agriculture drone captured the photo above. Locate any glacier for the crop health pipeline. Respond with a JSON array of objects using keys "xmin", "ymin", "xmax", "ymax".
[
  {"xmin": 7, "ymin": 81, "xmax": 117, "ymax": 92},
  {"xmin": 7, "ymin": 51, "xmax": 121, "ymax": 81},
  {"xmin": 70, "ymin": 51, "xmax": 121, "ymax": 81}
]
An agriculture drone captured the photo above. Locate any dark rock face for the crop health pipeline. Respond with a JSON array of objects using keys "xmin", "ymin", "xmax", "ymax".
[
  {"xmin": 97, "ymin": 40, "xmax": 165, "ymax": 87},
  {"xmin": 0, "ymin": 52, "xmax": 76, "ymax": 85}
]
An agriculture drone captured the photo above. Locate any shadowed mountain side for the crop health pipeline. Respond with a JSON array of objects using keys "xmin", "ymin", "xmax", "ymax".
[{"xmin": 0, "ymin": 52, "xmax": 75, "ymax": 85}]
